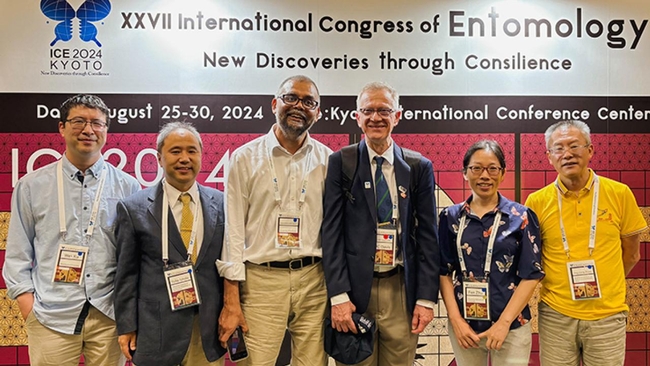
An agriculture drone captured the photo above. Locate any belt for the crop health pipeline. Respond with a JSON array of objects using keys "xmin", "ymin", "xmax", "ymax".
[
  {"xmin": 260, "ymin": 256, "xmax": 321, "ymax": 270},
  {"xmin": 373, "ymin": 266, "xmax": 400, "ymax": 279}
]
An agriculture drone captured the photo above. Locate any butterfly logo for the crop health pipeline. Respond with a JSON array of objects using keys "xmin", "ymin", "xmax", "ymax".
[
  {"xmin": 510, "ymin": 206, "xmax": 521, "ymax": 216},
  {"xmin": 41, "ymin": 0, "xmax": 111, "ymax": 47},
  {"xmin": 495, "ymin": 254, "xmax": 514, "ymax": 273},
  {"xmin": 461, "ymin": 243, "xmax": 472, "ymax": 256}
]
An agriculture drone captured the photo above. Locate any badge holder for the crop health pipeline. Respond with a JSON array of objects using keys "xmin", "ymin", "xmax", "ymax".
[
  {"xmin": 52, "ymin": 244, "xmax": 88, "ymax": 285},
  {"xmin": 276, "ymin": 211, "xmax": 302, "ymax": 249},
  {"xmin": 462, "ymin": 277, "xmax": 490, "ymax": 320},
  {"xmin": 567, "ymin": 260, "xmax": 602, "ymax": 300},
  {"xmin": 375, "ymin": 225, "xmax": 397, "ymax": 267},
  {"xmin": 164, "ymin": 260, "xmax": 201, "ymax": 311}
]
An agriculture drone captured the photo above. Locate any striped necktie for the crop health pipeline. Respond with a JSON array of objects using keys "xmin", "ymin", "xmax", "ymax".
[{"xmin": 374, "ymin": 156, "xmax": 393, "ymax": 224}]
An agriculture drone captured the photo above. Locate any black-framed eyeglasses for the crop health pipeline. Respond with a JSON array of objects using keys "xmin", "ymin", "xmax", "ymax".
[
  {"xmin": 277, "ymin": 94, "xmax": 319, "ymax": 110},
  {"xmin": 547, "ymin": 144, "xmax": 590, "ymax": 156},
  {"xmin": 466, "ymin": 165, "xmax": 503, "ymax": 176},
  {"xmin": 65, "ymin": 118, "xmax": 107, "ymax": 131},
  {"xmin": 358, "ymin": 108, "xmax": 395, "ymax": 118}
]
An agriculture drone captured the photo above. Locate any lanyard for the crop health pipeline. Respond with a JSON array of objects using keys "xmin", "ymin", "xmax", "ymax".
[
  {"xmin": 161, "ymin": 182, "xmax": 200, "ymax": 265},
  {"xmin": 57, "ymin": 160, "xmax": 107, "ymax": 243},
  {"xmin": 556, "ymin": 174, "xmax": 600, "ymax": 258},
  {"xmin": 455, "ymin": 210, "xmax": 502, "ymax": 277},
  {"xmin": 266, "ymin": 139, "xmax": 312, "ymax": 211}
]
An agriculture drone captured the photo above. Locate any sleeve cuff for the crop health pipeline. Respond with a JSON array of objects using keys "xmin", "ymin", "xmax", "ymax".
[
  {"xmin": 330, "ymin": 293, "xmax": 350, "ymax": 306},
  {"xmin": 215, "ymin": 260, "xmax": 246, "ymax": 281},
  {"xmin": 416, "ymin": 299, "xmax": 436, "ymax": 309}
]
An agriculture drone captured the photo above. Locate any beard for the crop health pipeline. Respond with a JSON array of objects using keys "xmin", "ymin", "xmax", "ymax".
[{"xmin": 277, "ymin": 109, "xmax": 314, "ymax": 139}]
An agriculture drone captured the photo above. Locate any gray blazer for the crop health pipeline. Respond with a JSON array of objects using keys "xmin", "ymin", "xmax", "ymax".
[{"xmin": 114, "ymin": 182, "xmax": 226, "ymax": 366}]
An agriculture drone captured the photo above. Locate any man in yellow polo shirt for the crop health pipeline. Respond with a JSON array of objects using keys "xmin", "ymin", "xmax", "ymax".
[{"xmin": 525, "ymin": 120, "xmax": 647, "ymax": 366}]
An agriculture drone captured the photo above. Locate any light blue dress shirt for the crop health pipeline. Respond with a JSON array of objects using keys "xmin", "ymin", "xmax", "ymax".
[{"xmin": 3, "ymin": 155, "xmax": 140, "ymax": 334}]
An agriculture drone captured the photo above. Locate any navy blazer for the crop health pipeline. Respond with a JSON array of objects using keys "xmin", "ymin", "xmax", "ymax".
[
  {"xmin": 321, "ymin": 140, "xmax": 440, "ymax": 314},
  {"xmin": 114, "ymin": 182, "xmax": 226, "ymax": 366}
]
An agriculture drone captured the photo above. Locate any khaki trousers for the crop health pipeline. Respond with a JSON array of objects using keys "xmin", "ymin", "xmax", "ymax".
[
  {"xmin": 239, "ymin": 262, "xmax": 328, "ymax": 366},
  {"xmin": 336, "ymin": 271, "xmax": 419, "ymax": 366},
  {"xmin": 25, "ymin": 306, "xmax": 124, "ymax": 366},
  {"xmin": 448, "ymin": 321, "xmax": 532, "ymax": 366},
  {"xmin": 538, "ymin": 301, "xmax": 627, "ymax": 366}
]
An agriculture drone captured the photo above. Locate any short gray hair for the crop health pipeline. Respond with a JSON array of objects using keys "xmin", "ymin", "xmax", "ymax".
[
  {"xmin": 544, "ymin": 120, "xmax": 591, "ymax": 148},
  {"xmin": 356, "ymin": 81, "xmax": 400, "ymax": 110},
  {"xmin": 156, "ymin": 122, "xmax": 203, "ymax": 153}
]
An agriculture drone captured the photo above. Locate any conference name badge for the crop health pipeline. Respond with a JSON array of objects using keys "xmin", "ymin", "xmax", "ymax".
[
  {"xmin": 462, "ymin": 279, "xmax": 490, "ymax": 321},
  {"xmin": 567, "ymin": 260, "xmax": 602, "ymax": 300},
  {"xmin": 52, "ymin": 244, "xmax": 88, "ymax": 285},
  {"xmin": 164, "ymin": 260, "xmax": 201, "ymax": 311},
  {"xmin": 375, "ymin": 227, "xmax": 396, "ymax": 267},
  {"xmin": 276, "ymin": 211, "xmax": 302, "ymax": 249}
]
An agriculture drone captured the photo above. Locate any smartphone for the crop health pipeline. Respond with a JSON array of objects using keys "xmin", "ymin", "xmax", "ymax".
[{"xmin": 227, "ymin": 326, "xmax": 248, "ymax": 362}]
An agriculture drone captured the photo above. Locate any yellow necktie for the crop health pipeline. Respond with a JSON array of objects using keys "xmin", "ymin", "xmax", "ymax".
[{"xmin": 179, "ymin": 193, "xmax": 197, "ymax": 263}]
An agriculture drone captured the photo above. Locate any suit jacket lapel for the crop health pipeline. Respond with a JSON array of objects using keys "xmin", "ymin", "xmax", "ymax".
[
  {"xmin": 195, "ymin": 184, "xmax": 217, "ymax": 266},
  {"xmin": 394, "ymin": 144, "xmax": 411, "ymax": 242},
  {"xmin": 359, "ymin": 141, "xmax": 378, "ymax": 224}
]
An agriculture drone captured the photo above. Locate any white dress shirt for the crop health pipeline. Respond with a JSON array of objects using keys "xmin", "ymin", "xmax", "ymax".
[
  {"xmin": 217, "ymin": 126, "xmax": 332, "ymax": 281},
  {"xmin": 164, "ymin": 180, "xmax": 204, "ymax": 255}
]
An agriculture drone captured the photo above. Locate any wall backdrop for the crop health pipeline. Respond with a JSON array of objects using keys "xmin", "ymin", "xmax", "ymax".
[{"xmin": 2, "ymin": 0, "xmax": 650, "ymax": 365}]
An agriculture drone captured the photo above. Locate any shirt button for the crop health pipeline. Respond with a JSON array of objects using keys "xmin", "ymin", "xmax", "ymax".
[
  {"xmin": 86, "ymin": 274, "xmax": 90, "ymax": 277},
  {"xmin": 83, "ymin": 207, "xmax": 87, "ymax": 210},
  {"xmin": 578, "ymin": 213, "xmax": 582, "ymax": 216}
]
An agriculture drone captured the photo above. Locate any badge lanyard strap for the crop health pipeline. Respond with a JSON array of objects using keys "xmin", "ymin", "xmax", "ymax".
[
  {"xmin": 455, "ymin": 210, "xmax": 502, "ymax": 277},
  {"xmin": 57, "ymin": 160, "xmax": 107, "ymax": 243},
  {"xmin": 266, "ymin": 140, "xmax": 312, "ymax": 211},
  {"xmin": 161, "ymin": 182, "xmax": 200, "ymax": 265},
  {"xmin": 556, "ymin": 174, "xmax": 600, "ymax": 258}
]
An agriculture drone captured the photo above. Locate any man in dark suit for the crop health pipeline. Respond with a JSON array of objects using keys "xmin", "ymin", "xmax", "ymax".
[
  {"xmin": 322, "ymin": 82, "xmax": 440, "ymax": 366},
  {"xmin": 114, "ymin": 122, "xmax": 226, "ymax": 366}
]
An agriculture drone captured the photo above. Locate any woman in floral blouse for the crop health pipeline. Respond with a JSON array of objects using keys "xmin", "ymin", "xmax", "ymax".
[{"xmin": 439, "ymin": 140, "xmax": 544, "ymax": 365}]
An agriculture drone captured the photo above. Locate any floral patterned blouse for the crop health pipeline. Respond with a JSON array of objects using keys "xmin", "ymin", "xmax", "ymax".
[{"xmin": 439, "ymin": 194, "xmax": 545, "ymax": 332}]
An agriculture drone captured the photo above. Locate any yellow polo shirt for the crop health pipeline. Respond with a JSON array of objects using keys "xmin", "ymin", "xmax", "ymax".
[{"xmin": 525, "ymin": 170, "xmax": 647, "ymax": 320}]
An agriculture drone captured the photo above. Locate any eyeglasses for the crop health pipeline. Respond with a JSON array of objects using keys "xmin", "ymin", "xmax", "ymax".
[
  {"xmin": 547, "ymin": 144, "xmax": 590, "ymax": 156},
  {"xmin": 466, "ymin": 165, "xmax": 503, "ymax": 176},
  {"xmin": 277, "ymin": 94, "xmax": 319, "ymax": 110},
  {"xmin": 358, "ymin": 108, "xmax": 395, "ymax": 118},
  {"xmin": 65, "ymin": 118, "xmax": 107, "ymax": 131}
]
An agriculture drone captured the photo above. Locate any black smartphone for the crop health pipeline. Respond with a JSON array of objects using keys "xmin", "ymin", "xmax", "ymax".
[{"xmin": 227, "ymin": 326, "xmax": 248, "ymax": 362}]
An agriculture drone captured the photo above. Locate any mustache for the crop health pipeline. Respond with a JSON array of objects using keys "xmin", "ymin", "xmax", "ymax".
[{"xmin": 286, "ymin": 110, "xmax": 307, "ymax": 120}]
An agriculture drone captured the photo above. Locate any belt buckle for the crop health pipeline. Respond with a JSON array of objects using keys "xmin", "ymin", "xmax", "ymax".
[{"xmin": 288, "ymin": 258, "xmax": 303, "ymax": 270}]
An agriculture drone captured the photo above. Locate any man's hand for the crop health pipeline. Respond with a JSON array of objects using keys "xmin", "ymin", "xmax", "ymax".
[
  {"xmin": 118, "ymin": 332, "xmax": 137, "ymax": 360},
  {"xmin": 218, "ymin": 279, "xmax": 249, "ymax": 347},
  {"xmin": 411, "ymin": 304, "xmax": 434, "ymax": 334},
  {"xmin": 331, "ymin": 301, "xmax": 357, "ymax": 334},
  {"xmin": 16, "ymin": 292, "xmax": 34, "ymax": 320}
]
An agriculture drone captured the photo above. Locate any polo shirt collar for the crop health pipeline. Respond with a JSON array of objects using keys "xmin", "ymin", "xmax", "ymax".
[{"xmin": 555, "ymin": 168, "xmax": 595, "ymax": 196}]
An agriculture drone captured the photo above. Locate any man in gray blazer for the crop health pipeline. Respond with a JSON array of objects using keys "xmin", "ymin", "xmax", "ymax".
[{"xmin": 114, "ymin": 122, "xmax": 226, "ymax": 366}]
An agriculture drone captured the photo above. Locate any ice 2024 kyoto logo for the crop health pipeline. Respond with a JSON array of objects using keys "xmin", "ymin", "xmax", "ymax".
[{"xmin": 41, "ymin": 0, "xmax": 111, "ymax": 47}]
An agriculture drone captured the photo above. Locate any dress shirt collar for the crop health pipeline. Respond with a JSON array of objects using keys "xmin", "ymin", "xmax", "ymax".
[
  {"xmin": 60, "ymin": 153, "xmax": 105, "ymax": 181},
  {"xmin": 163, "ymin": 179, "xmax": 200, "ymax": 206},
  {"xmin": 266, "ymin": 124, "xmax": 314, "ymax": 156},
  {"xmin": 366, "ymin": 137, "xmax": 395, "ymax": 166}
]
